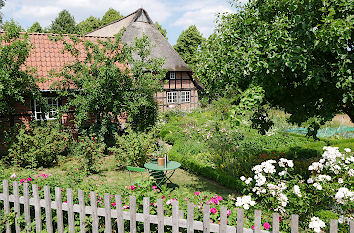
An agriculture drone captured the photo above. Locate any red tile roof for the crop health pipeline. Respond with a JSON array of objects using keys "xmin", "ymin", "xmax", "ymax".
[{"xmin": 22, "ymin": 33, "xmax": 114, "ymax": 90}]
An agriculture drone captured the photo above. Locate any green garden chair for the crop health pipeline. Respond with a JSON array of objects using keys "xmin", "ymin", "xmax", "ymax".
[{"xmin": 126, "ymin": 166, "xmax": 146, "ymax": 185}]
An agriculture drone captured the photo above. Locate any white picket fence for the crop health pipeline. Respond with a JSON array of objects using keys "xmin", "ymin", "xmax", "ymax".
[{"xmin": 0, "ymin": 179, "xmax": 353, "ymax": 233}]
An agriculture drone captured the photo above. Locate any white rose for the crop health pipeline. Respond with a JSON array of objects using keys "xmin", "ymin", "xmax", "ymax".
[
  {"xmin": 240, "ymin": 176, "xmax": 246, "ymax": 181},
  {"xmin": 344, "ymin": 148, "xmax": 351, "ymax": 153}
]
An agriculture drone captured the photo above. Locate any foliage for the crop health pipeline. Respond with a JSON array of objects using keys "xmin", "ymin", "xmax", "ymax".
[
  {"xmin": 7, "ymin": 123, "xmax": 71, "ymax": 168},
  {"xmin": 50, "ymin": 9, "xmax": 77, "ymax": 34},
  {"xmin": 195, "ymin": 0, "xmax": 354, "ymax": 125},
  {"xmin": 174, "ymin": 25, "xmax": 204, "ymax": 67},
  {"xmin": 27, "ymin": 22, "xmax": 43, "ymax": 33},
  {"xmin": 70, "ymin": 135, "xmax": 105, "ymax": 175},
  {"xmin": 77, "ymin": 16, "xmax": 101, "ymax": 34},
  {"xmin": 1, "ymin": 18, "xmax": 23, "ymax": 31},
  {"xmin": 100, "ymin": 8, "xmax": 123, "ymax": 26},
  {"xmin": 54, "ymin": 31, "xmax": 165, "ymax": 145},
  {"xmin": 154, "ymin": 22, "xmax": 168, "ymax": 39},
  {"xmin": 0, "ymin": 0, "xmax": 4, "ymax": 24},
  {"xmin": 109, "ymin": 128, "xmax": 157, "ymax": 168},
  {"xmin": 0, "ymin": 24, "xmax": 45, "ymax": 127}
]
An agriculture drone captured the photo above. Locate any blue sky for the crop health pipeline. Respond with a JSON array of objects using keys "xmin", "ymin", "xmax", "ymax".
[{"xmin": 2, "ymin": 0, "xmax": 237, "ymax": 45}]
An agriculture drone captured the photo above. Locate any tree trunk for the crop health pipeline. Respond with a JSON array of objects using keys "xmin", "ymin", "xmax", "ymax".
[{"xmin": 343, "ymin": 106, "xmax": 354, "ymax": 123}]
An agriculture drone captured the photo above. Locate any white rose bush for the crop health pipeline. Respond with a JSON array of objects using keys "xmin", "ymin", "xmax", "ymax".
[{"xmin": 237, "ymin": 146, "xmax": 353, "ymax": 232}]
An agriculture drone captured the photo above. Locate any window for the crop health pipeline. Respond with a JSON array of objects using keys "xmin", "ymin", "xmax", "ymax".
[
  {"xmin": 167, "ymin": 91, "xmax": 178, "ymax": 104},
  {"xmin": 34, "ymin": 97, "xmax": 59, "ymax": 120},
  {"xmin": 181, "ymin": 91, "xmax": 191, "ymax": 103},
  {"xmin": 169, "ymin": 71, "xmax": 176, "ymax": 79}
]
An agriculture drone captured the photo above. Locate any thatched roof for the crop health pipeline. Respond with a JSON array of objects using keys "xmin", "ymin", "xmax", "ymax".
[{"xmin": 87, "ymin": 8, "xmax": 192, "ymax": 72}]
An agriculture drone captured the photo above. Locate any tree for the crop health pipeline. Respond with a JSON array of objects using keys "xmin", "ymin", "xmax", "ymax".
[
  {"xmin": 155, "ymin": 22, "xmax": 167, "ymax": 39},
  {"xmin": 0, "ymin": 0, "xmax": 5, "ymax": 24},
  {"xmin": 101, "ymin": 8, "xmax": 123, "ymax": 26},
  {"xmin": 28, "ymin": 22, "xmax": 43, "ymax": 33},
  {"xmin": 77, "ymin": 16, "xmax": 101, "ymax": 34},
  {"xmin": 1, "ymin": 19, "xmax": 23, "ymax": 31},
  {"xmin": 0, "ymin": 24, "xmax": 45, "ymax": 127},
  {"xmin": 196, "ymin": 0, "xmax": 353, "ymax": 127},
  {"xmin": 54, "ymin": 31, "xmax": 166, "ymax": 145},
  {"xmin": 174, "ymin": 25, "xmax": 204, "ymax": 67},
  {"xmin": 50, "ymin": 10, "xmax": 77, "ymax": 34}
]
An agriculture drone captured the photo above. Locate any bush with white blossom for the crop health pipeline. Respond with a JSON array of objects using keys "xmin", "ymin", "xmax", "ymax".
[{"xmin": 237, "ymin": 146, "xmax": 353, "ymax": 232}]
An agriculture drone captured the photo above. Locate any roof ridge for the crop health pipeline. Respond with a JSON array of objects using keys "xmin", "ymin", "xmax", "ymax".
[{"xmin": 12, "ymin": 31, "xmax": 115, "ymax": 39}]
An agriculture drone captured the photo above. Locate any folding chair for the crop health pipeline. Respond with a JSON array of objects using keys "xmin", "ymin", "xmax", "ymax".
[{"xmin": 126, "ymin": 166, "xmax": 146, "ymax": 185}]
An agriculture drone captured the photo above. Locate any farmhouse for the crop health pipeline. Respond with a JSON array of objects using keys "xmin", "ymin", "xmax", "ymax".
[{"xmin": 87, "ymin": 8, "xmax": 201, "ymax": 111}]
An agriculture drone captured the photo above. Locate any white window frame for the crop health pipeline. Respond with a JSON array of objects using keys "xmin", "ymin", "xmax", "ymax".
[
  {"xmin": 167, "ymin": 91, "xmax": 178, "ymax": 104},
  {"xmin": 169, "ymin": 71, "xmax": 176, "ymax": 79},
  {"xmin": 181, "ymin": 91, "xmax": 191, "ymax": 103},
  {"xmin": 34, "ymin": 97, "xmax": 59, "ymax": 120}
]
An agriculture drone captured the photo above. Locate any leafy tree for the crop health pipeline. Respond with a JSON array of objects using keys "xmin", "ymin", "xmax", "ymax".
[
  {"xmin": 0, "ymin": 24, "xmax": 45, "ymax": 127},
  {"xmin": 174, "ymin": 25, "xmax": 204, "ymax": 67},
  {"xmin": 28, "ymin": 22, "xmax": 43, "ymax": 33},
  {"xmin": 196, "ymin": 0, "xmax": 353, "ymax": 127},
  {"xmin": 101, "ymin": 8, "xmax": 123, "ymax": 26},
  {"xmin": 155, "ymin": 22, "xmax": 167, "ymax": 39},
  {"xmin": 1, "ymin": 19, "xmax": 23, "ymax": 31},
  {"xmin": 0, "ymin": 0, "xmax": 5, "ymax": 24},
  {"xmin": 77, "ymin": 16, "xmax": 101, "ymax": 34},
  {"xmin": 54, "ymin": 31, "xmax": 166, "ymax": 145},
  {"xmin": 50, "ymin": 10, "xmax": 77, "ymax": 34}
]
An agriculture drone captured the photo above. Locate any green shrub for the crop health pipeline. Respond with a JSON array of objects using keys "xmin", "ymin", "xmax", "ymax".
[
  {"xmin": 8, "ymin": 124, "xmax": 70, "ymax": 168},
  {"xmin": 109, "ymin": 128, "xmax": 157, "ymax": 168},
  {"xmin": 70, "ymin": 135, "xmax": 105, "ymax": 175}
]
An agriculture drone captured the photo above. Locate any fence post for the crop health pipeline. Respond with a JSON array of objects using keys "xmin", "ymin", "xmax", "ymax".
[
  {"xmin": 32, "ymin": 184, "xmax": 42, "ymax": 232},
  {"xmin": 23, "ymin": 183, "xmax": 31, "ymax": 232},
  {"xmin": 3, "ymin": 180, "xmax": 10, "ymax": 233},
  {"xmin": 203, "ymin": 205, "xmax": 210, "ymax": 233},
  {"xmin": 157, "ymin": 199, "xmax": 164, "ymax": 233},
  {"xmin": 237, "ymin": 208, "xmax": 244, "ymax": 233},
  {"xmin": 254, "ymin": 210, "xmax": 261, "ymax": 233},
  {"xmin": 67, "ymin": 188, "xmax": 75, "ymax": 233},
  {"xmin": 44, "ymin": 186, "xmax": 53, "ymax": 233},
  {"xmin": 78, "ymin": 190, "xmax": 86, "ymax": 233},
  {"xmin": 291, "ymin": 214, "xmax": 299, "ymax": 233},
  {"xmin": 115, "ymin": 195, "xmax": 124, "ymax": 233},
  {"xmin": 330, "ymin": 219, "xmax": 338, "ymax": 233},
  {"xmin": 90, "ymin": 191, "xmax": 99, "ymax": 233},
  {"xmin": 272, "ymin": 213, "xmax": 280, "ymax": 233},
  {"xmin": 350, "ymin": 221, "xmax": 353, "ymax": 233},
  {"xmin": 143, "ymin": 197, "xmax": 150, "ymax": 233},
  {"xmin": 55, "ymin": 187, "xmax": 64, "ymax": 233},
  {"xmin": 130, "ymin": 195, "xmax": 137, "ymax": 233},
  {"xmin": 220, "ymin": 206, "xmax": 228, "ymax": 233},
  {"xmin": 104, "ymin": 193, "xmax": 112, "ymax": 233},
  {"xmin": 187, "ymin": 202, "xmax": 194, "ymax": 233},
  {"xmin": 172, "ymin": 200, "xmax": 179, "ymax": 233},
  {"xmin": 13, "ymin": 181, "xmax": 21, "ymax": 233}
]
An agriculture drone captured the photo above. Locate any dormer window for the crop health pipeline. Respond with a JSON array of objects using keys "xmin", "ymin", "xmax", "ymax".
[{"xmin": 169, "ymin": 71, "xmax": 176, "ymax": 79}]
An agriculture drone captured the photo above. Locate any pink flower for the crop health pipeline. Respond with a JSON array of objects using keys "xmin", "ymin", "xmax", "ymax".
[
  {"xmin": 251, "ymin": 225, "xmax": 255, "ymax": 230},
  {"xmin": 112, "ymin": 202, "xmax": 116, "ymax": 207},
  {"xmin": 41, "ymin": 174, "xmax": 48, "ymax": 179},
  {"xmin": 123, "ymin": 205, "xmax": 130, "ymax": 209},
  {"xmin": 184, "ymin": 198, "xmax": 189, "ymax": 202},
  {"xmin": 216, "ymin": 196, "xmax": 223, "ymax": 201},
  {"xmin": 152, "ymin": 186, "xmax": 157, "ymax": 189},
  {"xmin": 227, "ymin": 210, "xmax": 231, "ymax": 216},
  {"xmin": 130, "ymin": 185, "xmax": 136, "ymax": 191},
  {"xmin": 263, "ymin": 222, "xmax": 271, "ymax": 230},
  {"xmin": 161, "ymin": 196, "xmax": 165, "ymax": 199},
  {"xmin": 279, "ymin": 216, "xmax": 282, "ymax": 222},
  {"xmin": 26, "ymin": 178, "xmax": 32, "ymax": 182},
  {"xmin": 151, "ymin": 202, "xmax": 157, "ymax": 207},
  {"xmin": 20, "ymin": 179, "xmax": 26, "ymax": 184},
  {"xmin": 210, "ymin": 208, "xmax": 218, "ymax": 214},
  {"xmin": 194, "ymin": 191, "xmax": 200, "ymax": 196}
]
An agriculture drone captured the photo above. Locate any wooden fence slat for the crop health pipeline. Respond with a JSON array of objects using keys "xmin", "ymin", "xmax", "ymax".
[
  {"xmin": 172, "ymin": 200, "xmax": 179, "ymax": 233},
  {"xmin": 272, "ymin": 212, "xmax": 279, "ymax": 233},
  {"xmin": 143, "ymin": 197, "xmax": 150, "ymax": 233},
  {"xmin": 187, "ymin": 202, "xmax": 194, "ymax": 233},
  {"xmin": 13, "ymin": 181, "xmax": 21, "ymax": 233},
  {"xmin": 32, "ymin": 184, "xmax": 42, "ymax": 232},
  {"xmin": 90, "ymin": 192, "xmax": 99, "ymax": 233},
  {"xmin": 44, "ymin": 186, "xmax": 53, "ymax": 233},
  {"xmin": 203, "ymin": 205, "xmax": 210, "ymax": 233},
  {"xmin": 3, "ymin": 180, "xmax": 10, "ymax": 233},
  {"xmin": 130, "ymin": 195, "xmax": 137, "ymax": 233},
  {"xmin": 254, "ymin": 210, "xmax": 261, "ymax": 233},
  {"xmin": 220, "ymin": 206, "xmax": 227, "ymax": 233},
  {"xmin": 350, "ymin": 221, "xmax": 353, "ymax": 233},
  {"xmin": 330, "ymin": 219, "xmax": 338, "ymax": 233},
  {"xmin": 78, "ymin": 190, "xmax": 86, "ymax": 233},
  {"xmin": 23, "ymin": 183, "xmax": 31, "ymax": 231},
  {"xmin": 67, "ymin": 188, "xmax": 75, "ymax": 233},
  {"xmin": 104, "ymin": 193, "xmax": 112, "ymax": 233},
  {"xmin": 115, "ymin": 195, "xmax": 124, "ymax": 233},
  {"xmin": 157, "ymin": 199, "xmax": 164, "ymax": 233},
  {"xmin": 237, "ymin": 208, "xmax": 244, "ymax": 233},
  {"xmin": 291, "ymin": 214, "xmax": 299, "ymax": 233},
  {"xmin": 55, "ymin": 187, "xmax": 64, "ymax": 233}
]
